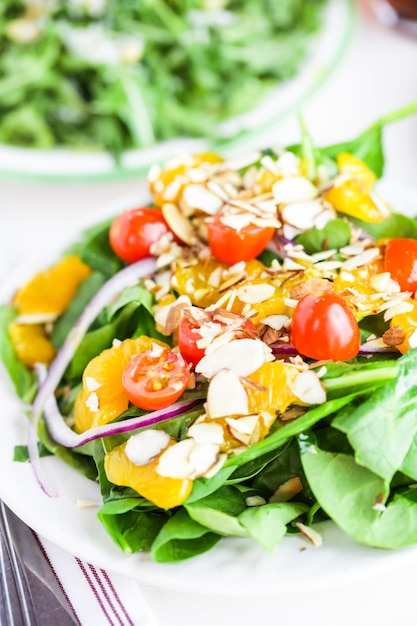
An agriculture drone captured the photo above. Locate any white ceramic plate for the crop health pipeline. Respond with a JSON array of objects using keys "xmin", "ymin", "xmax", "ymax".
[
  {"xmin": 1, "ymin": 178, "xmax": 417, "ymax": 597},
  {"xmin": 0, "ymin": 0, "xmax": 354, "ymax": 183}
]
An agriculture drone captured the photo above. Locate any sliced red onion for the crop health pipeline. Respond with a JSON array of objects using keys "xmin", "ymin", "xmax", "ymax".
[
  {"xmin": 44, "ymin": 391, "xmax": 203, "ymax": 448},
  {"xmin": 26, "ymin": 417, "xmax": 58, "ymax": 497},
  {"xmin": 270, "ymin": 343, "xmax": 299, "ymax": 357},
  {"xmin": 31, "ymin": 257, "xmax": 157, "ymax": 424},
  {"xmin": 34, "ymin": 362, "xmax": 203, "ymax": 448}
]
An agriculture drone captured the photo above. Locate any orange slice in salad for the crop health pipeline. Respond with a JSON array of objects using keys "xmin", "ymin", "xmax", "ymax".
[
  {"xmin": 149, "ymin": 152, "xmax": 223, "ymax": 208},
  {"xmin": 389, "ymin": 299, "xmax": 417, "ymax": 354},
  {"xmin": 13, "ymin": 254, "xmax": 91, "ymax": 317},
  {"xmin": 104, "ymin": 441, "xmax": 192, "ymax": 509},
  {"xmin": 74, "ymin": 336, "xmax": 169, "ymax": 433},
  {"xmin": 8, "ymin": 321, "xmax": 55, "ymax": 368},
  {"xmin": 246, "ymin": 361, "xmax": 299, "ymax": 415}
]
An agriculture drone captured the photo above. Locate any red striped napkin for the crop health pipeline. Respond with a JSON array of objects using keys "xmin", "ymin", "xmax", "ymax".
[{"xmin": 37, "ymin": 533, "xmax": 158, "ymax": 626}]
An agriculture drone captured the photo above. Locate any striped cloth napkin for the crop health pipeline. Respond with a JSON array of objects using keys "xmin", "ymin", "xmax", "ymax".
[{"xmin": 37, "ymin": 533, "xmax": 158, "ymax": 626}]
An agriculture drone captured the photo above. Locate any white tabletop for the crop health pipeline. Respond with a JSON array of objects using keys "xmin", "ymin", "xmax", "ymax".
[{"xmin": 1, "ymin": 1, "xmax": 417, "ymax": 624}]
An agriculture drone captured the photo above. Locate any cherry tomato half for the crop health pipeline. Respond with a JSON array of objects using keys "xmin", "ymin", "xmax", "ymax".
[
  {"xmin": 207, "ymin": 214, "xmax": 275, "ymax": 265},
  {"xmin": 384, "ymin": 238, "xmax": 417, "ymax": 294},
  {"xmin": 122, "ymin": 348, "xmax": 190, "ymax": 411},
  {"xmin": 109, "ymin": 207, "xmax": 172, "ymax": 264},
  {"xmin": 177, "ymin": 309, "xmax": 257, "ymax": 367},
  {"xmin": 291, "ymin": 292, "xmax": 360, "ymax": 361}
]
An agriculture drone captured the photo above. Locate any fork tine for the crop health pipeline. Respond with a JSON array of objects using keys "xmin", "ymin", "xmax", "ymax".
[{"xmin": 0, "ymin": 501, "xmax": 38, "ymax": 626}]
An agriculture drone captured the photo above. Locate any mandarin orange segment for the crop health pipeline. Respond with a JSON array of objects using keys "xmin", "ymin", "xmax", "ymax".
[
  {"xmin": 390, "ymin": 299, "xmax": 417, "ymax": 354},
  {"xmin": 333, "ymin": 263, "xmax": 386, "ymax": 317},
  {"xmin": 8, "ymin": 321, "xmax": 55, "ymax": 368},
  {"xmin": 74, "ymin": 336, "xmax": 170, "ymax": 433},
  {"xmin": 336, "ymin": 153, "xmax": 377, "ymax": 192},
  {"xmin": 174, "ymin": 258, "xmax": 228, "ymax": 307},
  {"xmin": 13, "ymin": 255, "xmax": 92, "ymax": 316},
  {"xmin": 104, "ymin": 441, "xmax": 193, "ymax": 509},
  {"xmin": 325, "ymin": 180, "xmax": 385, "ymax": 223},
  {"xmin": 149, "ymin": 152, "xmax": 224, "ymax": 208},
  {"xmin": 246, "ymin": 362, "xmax": 298, "ymax": 415}
]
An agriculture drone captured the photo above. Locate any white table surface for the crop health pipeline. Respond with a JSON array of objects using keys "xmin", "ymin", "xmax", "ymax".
[{"xmin": 1, "ymin": 1, "xmax": 417, "ymax": 624}]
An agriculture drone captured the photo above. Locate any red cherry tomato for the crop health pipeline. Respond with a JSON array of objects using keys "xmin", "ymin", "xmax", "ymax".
[
  {"xmin": 122, "ymin": 348, "xmax": 190, "ymax": 411},
  {"xmin": 177, "ymin": 309, "xmax": 257, "ymax": 367},
  {"xmin": 291, "ymin": 292, "xmax": 360, "ymax": 361},
  {"xmin": 177, "ymin": 317, "xmax": 206, "ymax": 367},
  {"xmin": 207, "ymin": 214, "xmax": 275, "ymax": 265},
  {"xmin": 384, "ymin": 238, "xmax": 417, "ymax": 293},
  {"xmin": 109, "ymin": 207, "xmax": 172, "ymax": 264}
]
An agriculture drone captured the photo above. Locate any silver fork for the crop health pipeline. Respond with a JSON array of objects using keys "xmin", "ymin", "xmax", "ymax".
[
  {"xmin": 0, "ymin": 500, "xmax": 38, "ymax": 625},
  {"xmin": 0, "ymin": 501, "xmax": 78, "ymax": 626}
]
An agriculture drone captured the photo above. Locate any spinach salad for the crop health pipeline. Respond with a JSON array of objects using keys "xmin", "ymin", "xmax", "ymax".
[{"xmin": 2, "ymin": 102, "xmax": 417, "ymax": 563}]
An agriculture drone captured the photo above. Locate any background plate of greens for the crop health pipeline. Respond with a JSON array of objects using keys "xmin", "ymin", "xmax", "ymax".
[
  {"xmin": 0, "ymin": 0, "xmax": 354, "ymax": 182},
  {"xmin": 2, "ymin": 178, "xmax": 417, "ymax": 596}
]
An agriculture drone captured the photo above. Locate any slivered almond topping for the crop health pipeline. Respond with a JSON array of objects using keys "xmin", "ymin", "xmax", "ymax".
[
  {"xmin": 383, "ymin": 300, "xmax": 414, "ymax": 321},
  {"xmin": 342, "ymin": 247, "xmax": 380, "ymax": 270},
  {"xmin": 187, "ymin": 422, "xmax": 225, "ymax": 445},
  {"xmin": 291, "ymin": 370, "xmax": 326, "ymax": 405},
  {"xmin": 162, "ymin": 202, "xmax": 195, "ymax": 245},
  {"xmin": 382, "ymin": 326, "xmax": 406, "ymax": 347},
  {"xmin": 188, "ymin": 442, "xmax": 220, "ymax": 477},
  {"xmin": 295, "ymin": 522, "xmax": 323, "ymax": 547},
  {"xmin": 269, "ymin": 477, "xmax": 303, "ymax": 503},
  {"xmin": 289, "ymin": 278, "xmax": 334, "ymax": 300},
  {"xmin": 369, "ymin": 272, "xmax": 400, "ymax": 294},
  {"xmin": 196, "ymin": 338, "xmax": 273, "ymax": 379},
  {"xmin": 409, "ymin": 330, "xmax": 417, "ymax": 349},
  {"xmin": 157, "ymin": 439, "xmax": 196, "ymax": 478},
  {"xmin": 226, "ymin": 415, "xmax": 261, "ymax": 446},
  {"xmin": 236, "ymin": 283, "xmax": 275, "ymax": 304},
  {"xmin": 219, "ymin": 272, "xmax": 248, "ymax": 293},
  {"xmin": 164, "ymin": 297, "xmax": 192, "ymax": 334},
  {"xmin": 206, "ymin": 369, "xmax": 249, "ymax": 418},
  {"xmin": 182, "ymin": 184, "xmax": 224, "ymax": 215},
  {"xmin": 272, "ymin": 176, "xmax": 318, "ymax": 204},
  {"xmin": 281, "ymin": 199, "xmax": 325, "ymax": 230},
  {"xmin": 125, "ymin": 430, "xmax": 170, "ymax": 467},
  {"xmin": 260, "ymin": 314, "xmax": 290, "ymax": 330}
]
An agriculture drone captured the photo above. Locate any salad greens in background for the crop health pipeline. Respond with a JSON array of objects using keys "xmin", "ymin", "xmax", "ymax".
[
  {"xmin": 2, "ymin": 103, "xmax": 417, "ymax": 563},
  {"xmin": 0, "ymin": 0, "xmax": 328, "ymax": 158}
]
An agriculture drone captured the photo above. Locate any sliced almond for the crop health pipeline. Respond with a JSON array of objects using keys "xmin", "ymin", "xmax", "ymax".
[
  {"xmin": 226, "ymin": 414, "xmax": 261, "ymax": 446},
  {"xmin": 125, "ymin": 430, "xmax": 170, "ymax": 467},
  {"xmin": 342, "ymin": 248, "xmax": 380, "ymax": 270},
  {"xmin": 188, "ymin": 442, "xmax": 220, "ymax": 477},
  {"xmin": 281, "ymin": 200, "xmax": 326, "ymax": 230},
  {"xmin": 272, "ymin": 176, "xmax": 318, "ymax": 204},
  {"xmin": 260, "ymin": 314, "xmax": 290, "ymax": 330},
  {"xmin": 162, "ymin": 202, "xmax": 195, "ymax": 245},
  {"xmin": 295, "ymin": 522, "xmax": 322, "ymax": 547},
  {"xmin": 196, "ymin": 338, "xmax": 273, "ymax": 379},
  {"xmin": 182, "ymin": 184, "xmax": 224, "ymax": 215},
  {"xmin": 187, "ymin": 422, "xmax": 225, "ymax": 445},
  {"xmin": 236, "ymin": 283, "xmax": 275, "ymax": 304},
  {"xmin": 269, "ymin": 477, "xmax": 303, "ymax": 503},
  {"xmin": 206, "ymin": 369, "xmax": 249, "ymax": 418},
  {"xmin": 291, "ymin": 370, "xmax": 326, "ymax": 405},
  {"xmin": 156, "ymin": 439, "xmax": 196, "ymax": 479}
]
